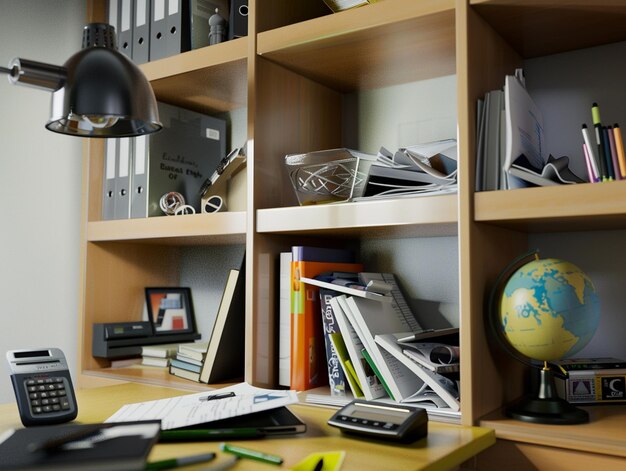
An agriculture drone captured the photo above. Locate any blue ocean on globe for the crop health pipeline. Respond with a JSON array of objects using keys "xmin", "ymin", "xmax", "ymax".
[{"xmin": 500, "ymin": 258, "xmax": 601, "ymax": 361}]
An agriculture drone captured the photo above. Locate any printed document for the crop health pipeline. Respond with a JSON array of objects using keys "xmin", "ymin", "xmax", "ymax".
[{"xmin": 105, "ymin": 382, "xmax": 298, "ymax": 430}]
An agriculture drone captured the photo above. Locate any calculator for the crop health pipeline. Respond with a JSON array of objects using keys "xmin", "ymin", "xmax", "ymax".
[
  {"xmin": 327, "ymin": 399, "xmax": 428, "ymax": 443},
  {"xmin": 6, "ymin": 348, "xmax": 78, "ymax": 426}
]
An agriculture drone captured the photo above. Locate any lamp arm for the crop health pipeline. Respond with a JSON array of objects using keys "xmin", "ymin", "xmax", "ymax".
[{"xmin": 3, "ymin": 58, "xmax": 66, "ymax": 91}]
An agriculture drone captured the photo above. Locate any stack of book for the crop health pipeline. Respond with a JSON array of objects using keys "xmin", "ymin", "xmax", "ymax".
[
  {"xmin": 141, "ymin": 343, "xmax": 189, "ymax": 368},
  {"xmin": 168, "ymin": 262, "xmax": 246, "ymax": 384},
  {"xmin": 169, "ymin": 342, "xmax": 209, "ymax": 381},
  {"xmin": 302, "ymin": 272, "xmax": 461, "ymax": 415}
]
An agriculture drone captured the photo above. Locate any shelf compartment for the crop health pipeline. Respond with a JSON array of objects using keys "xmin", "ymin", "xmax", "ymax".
[
  {"xmin": 474, "ymin": 182, "xmax": 626, "ymax": 232},
  {"xmin": 470, "ymin": 0, "xmax": 626, "ymax": 59},
  {"xmin": 257, "ymin": 195, "xmax": 458, "ymax": 238},
  {"xmin": 140, "ymin": 38, "xmax": 248, "ymax": 113},
  {"xmin": 87, "ymin": 212, "xmax": 246, "ymax": 245},
  {"xmin": 257, "ymin": 0, "xmax": 456, "ymax": 91},
  {"xmin": 479, "ymin": 406, "xmax": 626, "ymax": 459}
]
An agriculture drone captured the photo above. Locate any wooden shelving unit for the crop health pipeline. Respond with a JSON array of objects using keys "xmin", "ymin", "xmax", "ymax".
[{"xmin": 78, "ymin": 0, "xmax": 626, "ymax": 467}]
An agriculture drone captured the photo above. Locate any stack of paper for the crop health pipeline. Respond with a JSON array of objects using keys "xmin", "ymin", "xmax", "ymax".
[{"xmin": 355, "ymin": 139, "xmax": 458, "ymax": 201}]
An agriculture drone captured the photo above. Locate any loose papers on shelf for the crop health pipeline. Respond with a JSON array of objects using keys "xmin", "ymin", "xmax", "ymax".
[
  {"xmin": 354, "ymin": 139, "xmax": 458, "ymax": 201},
  {"xmin": 105, "ymin": 382, "xmax": 298, "ymax": 431}
]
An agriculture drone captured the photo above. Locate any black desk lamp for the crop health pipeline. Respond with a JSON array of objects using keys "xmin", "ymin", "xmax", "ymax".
[{"xmin": 0, "ymin": 23, "xmax": 161, "ymax": 138}]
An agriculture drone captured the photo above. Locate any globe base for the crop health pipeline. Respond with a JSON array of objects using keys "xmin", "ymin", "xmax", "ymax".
[
  {"xmin": 506, "ymin": 396, "xmax": 589, "ymax": 425},
  {"xmin": 505, "ymin": 368, "xmax": 589, "ymax": 425}
]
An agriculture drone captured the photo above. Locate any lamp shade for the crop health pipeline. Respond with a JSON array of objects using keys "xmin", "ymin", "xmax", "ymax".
[
  {"xmin": 3, "ymin": 23, "xmax": 161, "ymax": 138},
  {"xmin": 46, "ymin": 46, "xmax": 162, "ymax": 137}
]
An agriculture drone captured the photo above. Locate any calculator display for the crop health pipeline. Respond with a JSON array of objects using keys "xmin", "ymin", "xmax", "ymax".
[{"xmin": 342, "ymin": 402, "xmax": 412, "ymax": 425}]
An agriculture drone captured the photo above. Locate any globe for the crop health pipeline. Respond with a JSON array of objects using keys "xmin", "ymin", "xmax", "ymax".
[
  {"xmin": 489, "ymin": 253, "xmax": 601, "ymax": 424},
  {"xmin": 499, "ymin": 257, "xmax": 601, "ymax": 363}
]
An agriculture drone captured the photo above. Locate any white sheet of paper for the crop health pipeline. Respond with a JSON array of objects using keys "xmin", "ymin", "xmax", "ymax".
[{"xmin": 104, "ymin": 383, "xmax": 299, "ymax": 430}]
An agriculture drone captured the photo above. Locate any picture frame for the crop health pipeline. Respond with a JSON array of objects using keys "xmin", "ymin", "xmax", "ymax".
[{"xmin": 145, "ymin": 287, "xmax": 197, "ymax": 336}]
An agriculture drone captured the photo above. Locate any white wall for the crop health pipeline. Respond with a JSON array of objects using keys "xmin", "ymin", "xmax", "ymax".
[{"xmin": 0, "ymin": 0, "xmax": 85, "ymax": 403}]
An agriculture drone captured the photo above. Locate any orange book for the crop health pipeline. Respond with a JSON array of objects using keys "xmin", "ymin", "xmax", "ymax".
[{"xmin": 290, "ymin": 260, "xmax": 363, "ymax": 391}]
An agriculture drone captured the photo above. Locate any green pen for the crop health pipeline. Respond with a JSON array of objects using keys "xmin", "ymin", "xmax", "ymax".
[
  {"xmin": 220, "ymin": 442, "xmax": 284, "ymax": 465},
  {"xmin": 145, "ymin": 452, "xmax": 216, "ymax": 470},
  {"xmin": 159, "ymin": 428, "xmax": 263, "ymax": 442}
]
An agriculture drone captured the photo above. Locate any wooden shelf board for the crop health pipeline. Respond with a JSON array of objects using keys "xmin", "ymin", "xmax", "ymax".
[
  {"xmin": 257, "ymin": 194, "xmax": 458, "ymax": 238},
  {"xmin": 82, "ymin": 366, "xmax": 235, "ymax": 392},
  {"xmin": 87, "ymin": 212, "xmax": 246, "ymax": 245},
  {"xmin": 479, "ymin": 405, "xmax": 626, "ymax": 458},
  {"xmin": 474, "ymin": 182, "xmax": 626, "ymax": 232},
  {"xmin": 257, "ymin": 0, "xmax": 456, "ymax": 91},
  {"xmin": 140, "ymin": 39, "xmax": 248, "ymax": 114},
  {"xmin": 470, "ymin": 0, "xmax": 626, "ymax": 59}
]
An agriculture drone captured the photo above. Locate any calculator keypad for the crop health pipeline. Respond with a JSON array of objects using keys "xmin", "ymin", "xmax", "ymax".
[{"xmin": 25, "ymin": 377, "xmax": 72, "ymax": 415}]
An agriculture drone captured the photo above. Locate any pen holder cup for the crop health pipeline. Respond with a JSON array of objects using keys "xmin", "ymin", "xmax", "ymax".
[{"xmin": 284, "ymin": 148, "xmax": 375, "ymax": 205}]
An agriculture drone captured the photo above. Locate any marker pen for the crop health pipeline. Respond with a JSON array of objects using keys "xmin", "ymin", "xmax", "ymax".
[{"xmin": 220, "ymin": 442, "xmax": 283, "ymax": 465}]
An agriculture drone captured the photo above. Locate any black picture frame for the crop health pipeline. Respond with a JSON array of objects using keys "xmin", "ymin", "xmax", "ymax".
[{"xmin": 145, "ymin": 287, "xmax": 197, "ymax": 336}]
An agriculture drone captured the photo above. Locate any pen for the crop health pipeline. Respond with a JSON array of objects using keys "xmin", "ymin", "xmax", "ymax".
[
  {"xmin": 614, "ymin": 124, "xmax": 626, "ymax": 178},
  {"xmin": 601, "ymin": 125, "xmax": 615, "ymax": 179},
  {"xmin": 220, "ymin": 442, "xmax": 284, "ymax": 465},
  {"xmin": 607, "ymin": 126, "xmax": 621, "ymax": 181},
  {"xmin": 199, "ymin": 391, "xmax": 236, "ymax": 401},
  {"xmin": 581, "ymin": 124, "xmax": 600, "ymax": 180},
  {"xmin": 159, "ymin": 428, "xmax": 263, "ymax": 442},
  {"xmin": 592, "ymin": 102, "xmax": 609, "ymax": 179},
  {"xmin": 145, "ymin": 452, "xmax": 216, "ymax": 470}
]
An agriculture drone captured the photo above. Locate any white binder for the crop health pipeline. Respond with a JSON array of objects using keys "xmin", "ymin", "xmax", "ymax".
[
  {"xmin": 132, "ymin": 0, "xmax": 151, "ymax": 63},
  {"xmin": 118, "ymin": 0, "xmax": 134, "ymax": 59},
  {"xmin": 114, "ymin": 137, "xmax": 133, "ymax": 219},
  {"xmin": 102, "ymin": 139, "xmax": 118, "ymax": 220},
  {"xmin": 130, "ymin": 135, "xmax": 150, "ymax": 218}
]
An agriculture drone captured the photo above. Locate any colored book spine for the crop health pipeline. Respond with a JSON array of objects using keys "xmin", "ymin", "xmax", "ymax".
[
  {"xmin": 319, "ymin": 287, "xmax": 349, "ymax": 397},
  {"xmin": 290, "ymin": 260, "xmax": 362, "ymax": 391}
]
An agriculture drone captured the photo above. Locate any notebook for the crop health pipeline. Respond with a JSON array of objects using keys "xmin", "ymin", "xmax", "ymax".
[
  {"xmin": 0, "ymin": 421, "xmax": 160, "ymax": 470},
  {"xmin": 159, "ymin": 407, "xmax": 306, "ymax": 441}
]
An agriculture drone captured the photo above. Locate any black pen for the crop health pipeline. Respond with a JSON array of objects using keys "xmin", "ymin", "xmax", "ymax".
[{"xmin": 198, "ymin": 391, "xmax": 236, "ymax": 402}]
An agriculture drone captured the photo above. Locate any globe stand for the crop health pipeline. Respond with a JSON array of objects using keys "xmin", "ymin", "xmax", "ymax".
[{"xmin": 506, "ymin": 368, "xmax": 589, "ymax": 425}]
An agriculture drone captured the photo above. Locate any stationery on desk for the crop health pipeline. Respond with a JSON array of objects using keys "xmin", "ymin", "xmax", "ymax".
[{"xmin": 0, "ymin": 421, "xmax": 161, "ymax": 471}]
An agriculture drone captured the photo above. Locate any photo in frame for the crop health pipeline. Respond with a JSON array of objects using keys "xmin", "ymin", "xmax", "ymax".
[{"xmin": 145, "ymin": 287, "xmax": 197, "ymax": 335}]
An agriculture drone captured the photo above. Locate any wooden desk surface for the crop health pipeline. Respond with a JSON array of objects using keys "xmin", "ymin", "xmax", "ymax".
[{"xmin": 0, "ymin": 383, "xmax": 494, "ymax": 471}]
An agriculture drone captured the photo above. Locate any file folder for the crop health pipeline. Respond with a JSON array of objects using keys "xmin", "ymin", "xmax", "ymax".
[
  {"xmin": 102, "ymin": 139, "xmax": 118, "ymax": 220},
  {"xmin": 150, "ymin": 0, "xmax": 168, "ymax": 60},
  {"xmin": 133, "ymin": 0, "xmax": 151, "ymax": 63},
  {"xmin": 108, "ymin": 0, "xmax": 119, "ymax": 33},
  {"xmin": 228, "ymin": 0, "xmax": 248, "ymax": 40},
  {"xmin": 118, "ymin": 0, "xmax": 134, "ymax": 59},
  {"xmin": 114, "ymin": 137, "xmax": 133, "ymax": 219},
  {"xmin": 130, "ymin": 135, "xmax": 150, "ymax": 218},
  {"xmin": 163, "ymin": 0, "xmax": 191, "ymax": 59}
]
